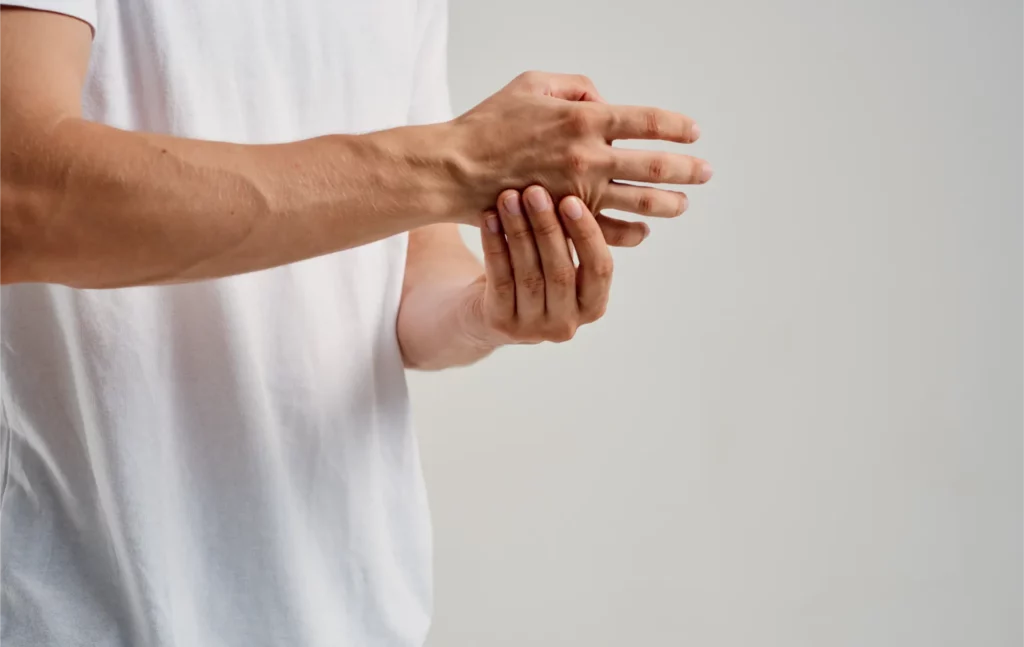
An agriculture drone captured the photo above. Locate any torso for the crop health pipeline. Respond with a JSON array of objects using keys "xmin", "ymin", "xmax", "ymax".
[{"xmin": 1, "ymin": 1, "xmax": 443, "ymax": 645}]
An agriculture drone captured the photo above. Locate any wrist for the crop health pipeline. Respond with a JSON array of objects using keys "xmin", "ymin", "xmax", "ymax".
[
  {"xmin": 454, "ymin": 280, "xmax": 505, "ymax": 353},
  {"xmin": 360, "ymin": 122, "xmax": 477, "ymax": 227},
  {"xmin": 399, "ymin": 278, "xmax": 500, "ymax": 370}
]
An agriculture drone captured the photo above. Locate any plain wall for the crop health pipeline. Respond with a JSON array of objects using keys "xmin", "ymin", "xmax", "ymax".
[{"xmin": 408, "ymin": 0, "xmax": 1023, "ymax": 645}]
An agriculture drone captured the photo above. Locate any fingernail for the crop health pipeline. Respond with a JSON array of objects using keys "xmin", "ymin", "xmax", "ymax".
[
  {"xmin": 563, "ymin": 196, "xmax": 584, "ymax": 220},
  {"xmin": 641, "ymin": 223, "xmax": 651, "ymax": 241},
  {"xmin": 485, "ymin": 214, "xmax": 500, "ymax": 234},
  {"xmin": 503, "ymin": 193, "xmax": 522, "ymax": 217},
  {"xmin": 524, "ymin": 187, "xmax": 551, "ymax": 212},
  {"xmin": 700, "ymin": 164, "xmax": 714, "ymax": 183},
  {"xmin": 690, "ymin": 124, "xmax": 701, "ymax": 141}
]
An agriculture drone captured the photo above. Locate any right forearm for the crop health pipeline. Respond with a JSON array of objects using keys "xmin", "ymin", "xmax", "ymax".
[{"xmin": 1, "ymin": 117, "xmax": 462, "ymax": 288}]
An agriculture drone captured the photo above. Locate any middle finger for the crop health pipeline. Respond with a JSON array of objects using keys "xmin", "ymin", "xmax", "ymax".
[
  {"xmin": 522, "ymin": 185, "xmax": 577, "ymax": 325},
  {"xmin": 497, "ymin": 190, "xmax": 545, "ymax": 324}
]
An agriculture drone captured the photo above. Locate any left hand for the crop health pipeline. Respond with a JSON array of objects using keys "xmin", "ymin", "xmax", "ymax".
[{"xmin": 460, "ymin": 185, "xmax": 634, "ymax": 348}]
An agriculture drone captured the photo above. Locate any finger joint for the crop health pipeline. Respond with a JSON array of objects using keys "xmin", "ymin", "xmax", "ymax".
[
  {"xmin": 643, "ymin": 110, "xmax": 662, "ymax": 138},
  {"xmin": 549, "ymin": 264, "xmax": 577, "ymax": 288},
  {"xmin": 647, "ymin": 156, "xmax": 667, "ymax": 182},
  {"xmin": 591, "ymin": 259, "xmax": 614, "ymax": 280},
  {"xmin": 531, "ymin": 219, "xmax": 563, "ymax": 238},
  {"xmin": 636, "ymin": 193, "xmax": 654, "ymax": 215},
  {"xmin": 520, "ymin": 272, "xmax": 546, "ymax": 295}
]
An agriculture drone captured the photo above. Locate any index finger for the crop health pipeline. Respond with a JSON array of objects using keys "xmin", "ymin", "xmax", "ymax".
[{"xmin": 601, "ymin": 105, "xmax": 700, "ymax": 143}]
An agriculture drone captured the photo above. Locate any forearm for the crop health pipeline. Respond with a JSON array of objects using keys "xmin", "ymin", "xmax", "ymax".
[
  {"xmin": 397, "ymin": 224, "xmax": 498, "ymax": 370},
  {"xmin": 1, "ymin": 118, "xmax": 459, "ymax": 287}
]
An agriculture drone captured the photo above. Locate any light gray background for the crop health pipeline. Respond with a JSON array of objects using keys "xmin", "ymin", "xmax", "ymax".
[{"xmin": 408, "ymin": 1, "xmax": 1023, "ymax": 645}]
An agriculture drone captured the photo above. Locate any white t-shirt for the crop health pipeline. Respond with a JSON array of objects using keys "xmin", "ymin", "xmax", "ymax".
[{"xmin": 0, "ymin": 1, "xmax": 452, "ymax": 645}]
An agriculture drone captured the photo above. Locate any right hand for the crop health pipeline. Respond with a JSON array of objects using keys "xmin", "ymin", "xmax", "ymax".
[
  {"xmin": 447, "ymin": 71, "xmax": 713, "ymax": 241},
  {"xmin": 461, "ymin": 185, "xmax": 618, "ymax": 348}
]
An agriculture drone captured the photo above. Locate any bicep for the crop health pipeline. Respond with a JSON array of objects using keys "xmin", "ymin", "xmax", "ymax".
[{"xmin": 1, "ymin": 7, "xmax": 92, "ymax": 127}]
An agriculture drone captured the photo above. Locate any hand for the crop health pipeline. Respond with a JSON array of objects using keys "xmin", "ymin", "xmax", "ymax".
[
  {"xmin": 459, "ymin": 185, "xmax": 619, "ymax": 348},
  {"xmin": 447, "ymin": 71, "xmax": 713, "ymax": 238}
]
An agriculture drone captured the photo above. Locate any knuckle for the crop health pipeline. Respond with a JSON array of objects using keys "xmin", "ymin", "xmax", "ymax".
[
  {"xmin": 482, "ymin": 246, "xmax": 507, "ymax": 260},
  {"xmin": 531, "ymin": 218, "xmax": 563, "ymax": 238},
  {"xmin": 520, "ymin": 272, "xmax": 546, "ymax": 294},
  {"xmin": 567, "ymin": 145, "xmax": 609, "ymax": 176},
  {"xmin": 567, "ymin": 148, "xmax": 591, "ymax": 174},
  {"xmin": 492, "ymin": 277, "xmax": 516, "ymax": 298},
  {"xmin": 591, "ymin": 259, "xmax": 615, "ymax": 280},
  {"xmin": 647, "ymin": 155, "xmax": 667, "ymax": 182},
  {"xmin": 507, "ymin": 226, "xmax": 535, "ymax": 243},
  {"xmin": 517, "ymin": 70, "xmax": 542, "ymax": 84},
  {"xmin": 636, "ymin": 193, "xmax": 655, "ymax": 215},
  {"xmin": 564, "ymin": 107, "xmax": 595, "ymax": 136},
  {"xmin": 549, "ymin": 265, "xmax": 577, "ymax": 287},
  {"xmin": 643, "ymin": 110, "xmax": 662, "ymax": 138}
]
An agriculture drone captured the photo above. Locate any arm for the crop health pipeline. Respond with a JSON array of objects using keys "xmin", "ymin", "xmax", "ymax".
[
  {"xmin": 394, "ymin": 0, "xmax": 700, "ymax": 370},
  {"xmin": 2, "ymin": 10, "xmax": 709, "ymax": 290},
  {"xmin": 0, "ymin": 8, "xmax": 457, "ymax": 288},
  {"xmin": 398, "ymin": 224, "xmax": 492, "ymax": 369}
]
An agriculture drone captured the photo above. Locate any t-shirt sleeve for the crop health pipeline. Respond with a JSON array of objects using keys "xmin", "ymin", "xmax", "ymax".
[
  {"xmin": 406, "ymin": 0, "xmax": 453, "ymax": 125},
  {"xmin": 1, "ymin": 0, "xmax": 97, "ymax": 33}
]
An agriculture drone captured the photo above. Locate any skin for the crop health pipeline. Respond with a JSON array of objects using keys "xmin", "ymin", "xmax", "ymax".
[
  {"xmin": 0, "ymin": 8, "xmax": 712, "ymax": 369},
  {"xmin": 397, "ymin": 189, "xmax": 615, "ymax": 369}
]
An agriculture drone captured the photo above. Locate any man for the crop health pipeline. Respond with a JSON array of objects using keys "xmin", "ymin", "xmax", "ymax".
[{"xmin": 0, "ymin": 0, "xmax": 710, "ymax": 645}]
